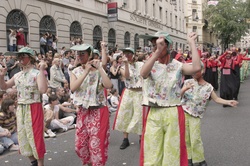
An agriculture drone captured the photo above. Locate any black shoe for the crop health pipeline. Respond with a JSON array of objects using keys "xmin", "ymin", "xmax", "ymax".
[
  {"xmin": 200, "ymin": 160, "xmax": 207, "ymax": 166},
  {"xmin": 31, "ymin": 160, "xmax": 38, "ymax": 166},
  {"xmin": 120, "ymin": 138, "xmax": 130, "ymax": 150},
  {"xmin": 223, "ymin": 105, "xmax": 228, "ymax": 107},
  {"xmin": 188, "ymin": 159, "xmax": 193, "ymax": 166},
  {"xmin": 193, "ymin": 160, "xmax": 207, "ymax": 166}
]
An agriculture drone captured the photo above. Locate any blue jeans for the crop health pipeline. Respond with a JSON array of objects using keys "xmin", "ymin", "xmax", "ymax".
[
  {"xmin": 0, "ymin": 127, "xmax": 14, "ymax": 152},
  {"xmin": 0, "ymin": 144, "xmax": 4, "ymax": 154},
  {"xmin": 9, "ymin": 44, "xmax": 17, "ymax": 52},
  {"xmin": 10, "ymin": 132, "xmax": 18, "ymax": 145}
]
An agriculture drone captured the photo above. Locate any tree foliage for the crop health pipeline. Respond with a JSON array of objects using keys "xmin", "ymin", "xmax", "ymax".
[{"xmin": 204, "ymin": 0, "xmax": 249, "ymax": 50}]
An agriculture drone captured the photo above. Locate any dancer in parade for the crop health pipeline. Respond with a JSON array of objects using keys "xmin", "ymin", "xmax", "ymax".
[
  {"xmin": 0, "ymin": 47, "xmax": 47, "ymax": 166},
  {"xmin": 181, "ymin": 63, "xmax": 238, "ymax": 166},
  {"xmin": 70, "ymin": 43, "xmax": 112, "ymax": 166},
  {"xmin": 203, "ymin": 53, "xmax": 219, "ymax": 91},
  {"xmin": 218, "ymin": 50, "xmax": 239, "ymax": 103},
  {"xmin": 113, "ymin": 47, "xmax": 144, "ymax": 149},
  {"xmin": 139, "ymin": 31, "xmax": 201, "ymax": 166}
]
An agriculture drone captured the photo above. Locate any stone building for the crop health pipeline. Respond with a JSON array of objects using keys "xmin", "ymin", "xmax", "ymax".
[
  {"xmin": 185, "ymin": 0, "xmax": 220, "ymax": 53},
  {"xmin": 0, "ymin": 0, "xmax": 188, "ymax": 53}
]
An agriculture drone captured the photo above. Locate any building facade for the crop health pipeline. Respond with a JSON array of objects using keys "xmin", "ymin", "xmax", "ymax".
[
  {"xmin": 185, "ymin": 0, "xmax": 220, "ymax": 53},
  {"xmin": 0, "ymin": 0, "xmax": 188, "ymax": 53},
  {"xmin": 185, "ymin": 0, "xmax": 204, "ymax": 48}
]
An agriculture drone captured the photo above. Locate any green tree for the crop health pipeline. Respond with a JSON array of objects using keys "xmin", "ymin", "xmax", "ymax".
[{"xmin": 204, "ymin": 0, "xmax": 248, "ymax": 50}]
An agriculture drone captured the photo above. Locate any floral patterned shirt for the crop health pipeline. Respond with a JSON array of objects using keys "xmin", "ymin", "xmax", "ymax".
[
  {"xmin": 142, "ymin": 59, "xmax": 183, "ymax": 107},
  {"xmin": 14, "ymin": 68, "xmax": 41, "ymax": 104},
  {"xmin": 181, "ymin": 79, "xmax": 213, "ymax": 118},
  {"xmin": 72, "ymin": 66, "xmax": 106, "ymax": 108},
  {"xmin": 124, "ymin": 62, "xmax": 144, "ymax": 88}
]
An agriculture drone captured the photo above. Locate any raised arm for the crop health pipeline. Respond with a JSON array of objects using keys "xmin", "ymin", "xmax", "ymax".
[
  {"xmin": 218, "ymin": 51, "xmax": 228, "ymax": 61},
  {"xmin": 182, "ymin": 32, "xmax": 201, "ymax": 75},
  {"xmin": 37, "ymin": 60, "xmax": 48, "ymax": 93},
  {"xmin": 91, "ymin": 60, "xmax": 113, "ymax": 89},
  {"xmin": 140, "ymin": 37, "xmax": 166, "ymax": 79},
  {"xmin": 101, "ymin": 41, "xmax": 107, "ymax": 70},
  {"xmin": 70, "ymin": 65, "xmax": 90, "ymax": 93}
]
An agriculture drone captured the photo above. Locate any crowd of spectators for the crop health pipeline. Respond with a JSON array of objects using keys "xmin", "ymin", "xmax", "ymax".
[
  {"xmin": 0, "ymin": 29, "xmax": 167, "ymax": 155},
  {"xmin": 0, "ymin": 40, "xmax": 149, "ymax": 155}
]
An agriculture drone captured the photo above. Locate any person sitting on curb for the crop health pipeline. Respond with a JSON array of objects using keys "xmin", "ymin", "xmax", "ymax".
[
  {"xmin": 0, "ymin": 126, "xmax": 19, "ymax": 154},
  {"xmin": 44, "ymin": 95, "xmax": 75, "ymax": 132},
  {"xmin": 108, "ymin": 88, "xmax": 119, "ymax": 113}
]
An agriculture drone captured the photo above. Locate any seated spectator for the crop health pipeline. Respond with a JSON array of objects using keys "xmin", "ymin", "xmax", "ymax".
[
  {"xmin": 0, "ymin": 98, "xmax": 18, "ymax": 144},
  {"xmin": 56, "ymin": 87, "xmax": 66, "ymax": 104},
  {"xmin": 42, "ymin": 87, "xmax": 52, "ymax": 106},
  {"xmin": 44, "ymin": 95, "xmax": 74, "ymax": 132},
  {"xmin": 43, "ymin": 107, "xmax": 56, "ymax": 138},
  {"xmin": 63, "ymin": 82, "xmax": 71, "ymax": 95},
  {"xmin": 6, "ymin": 87, "xmax": 18, "ymax": 108},
  {"xmin": 55, "ymin": 87, "xmax": 76, "ymax": 119},
  {"xmin": 6, "ymin": 87, "xmax": 17, "ymax": 101},
  {"xmin": 61, "ymin": 94, "xmax": 76, "ymax": 122},
  {"xmin": 0, "ymin": 91, "xmax": 8, "ymax": 109},
  {"xmin": 0, "ymin": 126, "xmax": 19, "ymax": 154},
  {"xmin": 108, "ymin": 88, "xmax": 119, "ymax": 113}
]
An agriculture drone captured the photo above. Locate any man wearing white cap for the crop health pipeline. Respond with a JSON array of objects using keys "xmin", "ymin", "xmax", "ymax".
[{"xmin": 16, "ymin": 28, "xmax": 26, "ymax": 51}]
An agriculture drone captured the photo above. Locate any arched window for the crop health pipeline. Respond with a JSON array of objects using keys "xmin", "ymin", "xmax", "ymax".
[
  {"xmin": 70, "ymin": 21, "xmax": 82, "ymax": 41},
  {"xmin": 39, "ymin": 15, "xmax": 56, "ymax": 53},
  {"xmin": 175, "ymin": 42, "xmax": 178, "ymax": 51},
  {"xmin": 39, "ymin": 15, "xmax": 56, "ymax": 36},
  {"xmin": 134, "ymin": 34, "xmax": 139, "ymax": 50},
  {"xmin": 108, "ymin": 28, "xmax": 116, "ymax": 49},
  {"xmin": 143, "ymin": 33, "xmax": 149, "ymax": 47},
  {"xmin": 93, "ymin": 25, "xmax": 102, "ymax": 50},
  {"xmin": 6, "ymin": 9, "xmax": 29, "ymax": 51},
  {"xmin": 179, "ymin": 43, "xmax": 182, "ymax": 51},
  {"xmin": 124, "ymin": 31, "xmax": 130, "ymax": 47}
]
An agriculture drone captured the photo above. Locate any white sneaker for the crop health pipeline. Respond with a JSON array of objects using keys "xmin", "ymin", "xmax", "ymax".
[
  {"xmin": 63, "ymin": 127, "xmax": 68, "ymax": 132},
  {"xmin": 9, "ymin": 144, "xmax": 19, "ymax": 151},
  {"xmin": 44, "ymin": 132, "xmax": 49, "ymax": 138},
  {"xmin": 47, "ymin": 129, "xmax": 56, "ymax": 138},
  {"xmin": 68, "ymin": 124, "xmax": 76, "ymax": 130}
]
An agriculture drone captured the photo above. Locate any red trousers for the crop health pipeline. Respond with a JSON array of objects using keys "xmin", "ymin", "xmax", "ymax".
[{"xmin": 75, "ymin": 106, "xmax": 110, "ymax": 166}]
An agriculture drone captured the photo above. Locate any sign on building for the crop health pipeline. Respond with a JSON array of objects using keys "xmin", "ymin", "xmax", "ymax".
[{"xmin": 107, "ymin": 2, "xmax": 118, "ymax": 22}]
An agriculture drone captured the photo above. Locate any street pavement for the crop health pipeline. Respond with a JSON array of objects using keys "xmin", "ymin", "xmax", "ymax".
[{"xmin": 1, "ymin": 78, "xmax": 250, "ymax": 166}]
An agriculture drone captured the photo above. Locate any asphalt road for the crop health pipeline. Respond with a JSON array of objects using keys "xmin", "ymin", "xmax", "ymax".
[{"xmin": 1, "ymin": 78, "xmax": 250, "ymax": 166}]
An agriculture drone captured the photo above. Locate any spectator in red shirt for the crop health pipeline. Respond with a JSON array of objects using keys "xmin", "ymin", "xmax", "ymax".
[{"xmin": 16, "ymin": 28, "xmax": 26, "ymax": 51}]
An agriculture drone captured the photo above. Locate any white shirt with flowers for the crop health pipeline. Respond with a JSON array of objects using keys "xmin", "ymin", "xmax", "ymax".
[
  {"xmin": 72, "ymin": 66, "xmax": 106, "ymax": 108},
  {"xmin": 142, "ymin": 59, "xmax": 183, "ymax": 107},
  {"xmin": 14, "ymin": 68, "xmax": 41, "ymax": 104},
  {"xmin": 181, "ymin": 79, "xmax": 213, "ymax": 118},
  {"xmin": 124, "ymin": 61, "xmax": 144, "ymax": 88}
]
